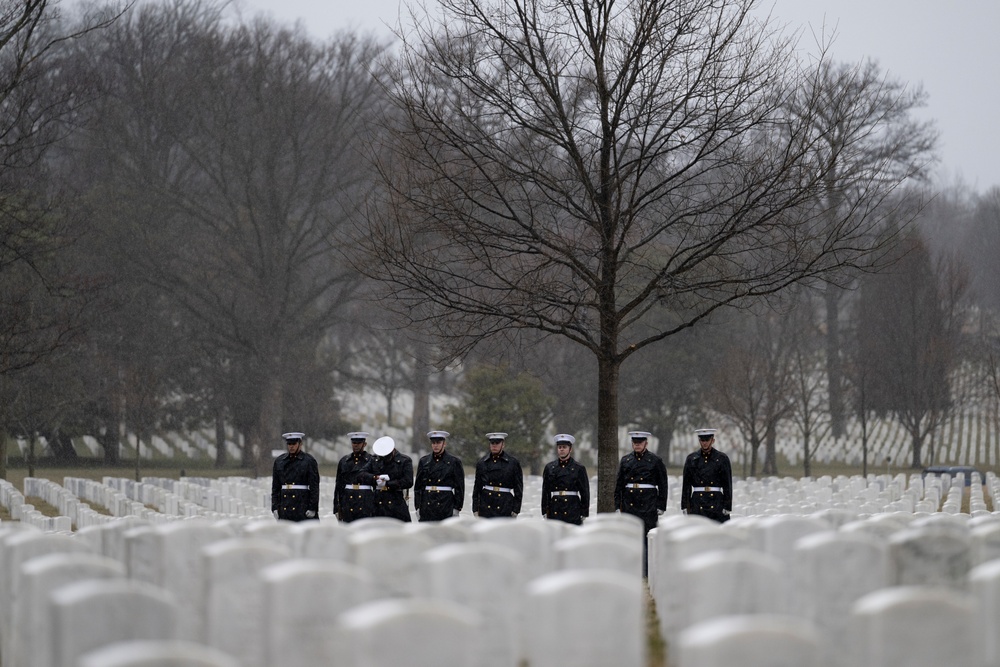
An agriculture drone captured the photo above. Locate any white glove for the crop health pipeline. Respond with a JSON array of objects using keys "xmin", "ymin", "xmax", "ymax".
[
  {"xmin": 305, "ymin": 510, "xmax": 316, "ymax": 518},
  {"xmin": 273, "ymin": 510, "xmax": 279, "ymax": 520},
  {"xmin": 376, "ymin": 477, "xmax": 387, "ymax": 489},
  {"xmin": 379, "ymin": 474, "xmax": 390, "ymax": 481}
]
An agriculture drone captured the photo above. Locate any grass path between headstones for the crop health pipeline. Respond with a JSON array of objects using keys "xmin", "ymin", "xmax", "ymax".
[{"xmin": 647, "ymin": 583, "xmax": 668, "ymax": 667}]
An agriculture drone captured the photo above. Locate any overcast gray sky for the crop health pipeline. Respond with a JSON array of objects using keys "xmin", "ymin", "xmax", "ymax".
[{"xmin": 242, "ymin": 0, "xmax": 1000, "ymax": 192}]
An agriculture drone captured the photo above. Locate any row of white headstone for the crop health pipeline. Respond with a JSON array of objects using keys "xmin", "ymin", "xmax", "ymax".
[
  {"xmin": 1, "ymin": 470, "xmax": 999, "ymax": 666},
  {"xmin": 12, "ymin": 467, "xmax": 995, "ymax": 527},
  {"xmin": 0, "ymin": 511, "xmax": 645, "ymax": 667}
]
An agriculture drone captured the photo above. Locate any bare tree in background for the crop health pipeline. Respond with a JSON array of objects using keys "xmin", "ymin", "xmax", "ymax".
[
  {"xmin": 69, "ymin": 1, "xmax": 387, "ymax": 474},
  {"xmin": 710, "ymin": 307, "xmax": 795, "ymax": 476},
  {"xmin": 785, "ymin": 59, "xmax": 937, "ymax": 439},
  {"xmin": 365, "ymin": 0, "xmax": 928, "ymax": 508},
  {"xmin": 784, "ymin": 290, "xmax": 827, "ymax": 477},
  {"xmin": 0, "ymin": 0, "xmax": 127, "ymax": 377},
  {"xmin": 856, "ymin": 231, "xmax": 963, "ymax": 468},
  {"xmin": 0, "ymin": 0, "xmax": 127, "ymax": 476}
]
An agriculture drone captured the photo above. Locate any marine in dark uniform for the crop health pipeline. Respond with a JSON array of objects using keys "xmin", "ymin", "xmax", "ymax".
[
  {"xmin": 472, "ymin": 432, "xmax": 524, "ymax": 518},
  {"xmin": 271, "ymin": 431, "xmax": 320, "ymax": 522},
  {"xmin": 414, "ymin": 430, "xmax": 465, "ymax": 522},
  {"xmin": 681, "ymin": 428, "xmax": 733, "ymax": 523},
  {"xmin": 358, "ymin": 436, "xmax": 414, "ymax": 522},
  {"xmin": 334, "ymin": 431, "xmax": 374, "ymax": 523},
  {"xmin": 614, "ymin": 430, "xmax": 668, "ymax": 574},
  {"xmin": 541, "ymin": 433, "xmax": 590, "ymax": 525}
]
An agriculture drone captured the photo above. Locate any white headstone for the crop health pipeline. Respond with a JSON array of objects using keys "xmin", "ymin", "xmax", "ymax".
[
  {"xmin": 16, "ymin": 552, "xmax": 125, "ymax": 667},
  {"xmin": 792, "ymin": 531, "xmax": 891, "ymax": 667},
  {"xmin": 49, "ymin": 579, "xmax": 179, "ymax": 667},
  {"xmin": 554, "ymin": 533, "xmax": 643, "ymax": 577},
  {"xmin": 200, "ymin": 538, "xmax": 292, "ymax": 666},
  {"xmin": 677, "ymin": 615, "xmax": 824, "ymax": 667},
  {"xmin": 0, "ymin": 531, "xmax": 94, "ymax": 659},
  {"xmin": 523, "ymin": 569, "xmax": 644, "ymax": 667},
  {"xmin": 416, "ymin": 542, "xmax": 526, "ymax": 667},
  {"xmin": 652, "ymin": 524, "xmax": 748, "ymax": 641},
  {"xmin": 403, "ymin": 520, "xmax": 472, "ymax": 548},
  {"xmin": 472, "ymin": 519, "xmax": 555, "ymax": 580},
  {"xmin": 144, "ymin": 520, "xmax": 235, "ymax": 641},
  {"xmin": 849, "ymin": 585, "xmax": 978, "ymax": 667},
  {"xmin": 292, "ymin": 521, "xmax": 351, "ymax": 561},
  {"xmin": 241, "ymin": 520, "xmax": 302, "ymax": 553},
  {"xmin": 889, "ymin": 525, "xmax": 971, "ymax": 588},
  {"xmin": 749, "ymin": 515, "xmax": 833, "ymax": 566},
  {"xmin": 348, "ymin": 529, "xmax": 435, "ymax": 598},
  {"xmin": 335, "ymin": 599, "xmax": 480, "ymax": 667},
  {"xmin": 675, "ymin": 549, "xmax": 787, "ymax": 638},
  {"xmin": 261, "ymin": 559, "xmax": 378, "ymax": 665}
]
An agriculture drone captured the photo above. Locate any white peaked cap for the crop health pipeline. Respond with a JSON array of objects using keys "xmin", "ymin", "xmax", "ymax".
[{"xmin": 372, "ymin": 436, "xmax": 395, "ymax": 456}]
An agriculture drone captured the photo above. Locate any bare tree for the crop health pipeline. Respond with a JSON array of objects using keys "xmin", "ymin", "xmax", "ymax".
[
  {"xmin": 69, "ymin": 1, "xmax": 388, "ymax": 474},
  {"xmin": 0, "ymin": 0, "xmax": 128, "ymax": 378},
  {"xmin": 365, "ymin": 0, "xmax": 922, "ymax": 508},
  {"xmin": 856, "ymin": 231, "xmax": 964, "ymax": 468},
  {"xmin": 785, "ymin": 59, "xmax": 937, "ymax": 438},
  {"xmin": 709, "ymin": 307, "xmax": 795, "ymax": 476},
  {"xmin": 784, "ymin": 290, "xmax": 826, "ymax": 476},
  {"xmin": 0, "ymin": 0, "xmax": 129, "ymax": 475}
]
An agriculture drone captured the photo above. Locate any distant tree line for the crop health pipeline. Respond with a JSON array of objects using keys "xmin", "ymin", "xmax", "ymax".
[{"xmin": 0, "ymin": 0, "xmax": 998, "ymax": 508}]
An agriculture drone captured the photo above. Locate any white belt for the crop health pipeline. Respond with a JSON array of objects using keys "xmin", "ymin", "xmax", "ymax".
[
  {"xmin": 483, "ymin": 485, "xmax": 515, "ymax": 494},
  {"xmin": 626, "ymin": 483, "xmax": 656, "ymax": 489},
  {"xmin": 282, "ymin": 484, "xmax": 310, "ymax": 490},
  {"xmin": 425, "ymin": 486, "xmax": 454, "ymax": 492},
  {"xmin": 345, "ymin": 484, "xmax": 373, "ymax": 491},
  {"xmin": 550, "ymin": 491, "xmax": 580, "ymax": 497},
  {"xmin": 692, "ymin": 486, "xmax": 723, "ymax": 493}
]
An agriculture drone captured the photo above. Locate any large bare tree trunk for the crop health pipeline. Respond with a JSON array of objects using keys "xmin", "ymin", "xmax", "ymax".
[
  {"xmin": 411, "ymin": 357, "xmax": 431, "ymax": 455},
  {"xmin": 0, "ymin": 429, "xmax": 7, "ymax": 480},
  {"xmin": 214, "ymin": 410, "xmax": 227, "ymax": 469},
  {"xmin": 825, "ymin": 285, "xmax": 845, "ymax": 439},
  {"xmin": 250, "ymin": 369, "xmax": 283, "ymax": 478},
  {"xmin": 596, "ymin": 354, "xmax": 620, "ymax": 513}
]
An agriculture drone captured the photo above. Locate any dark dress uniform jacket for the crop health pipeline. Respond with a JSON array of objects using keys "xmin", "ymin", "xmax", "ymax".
[
  {"xmin": 358, "ymin": 451, "xmax": 414, "ymax": 522},
  {"xmin": 472, "ymin": 451, "xmax": 524, "ymax": 518},
  {"xmin": 614, "ymin": 450, "xmax": 668, "ymax": 532},
  {"xmin": 541, "ymin": 457, "xmax": 589, "ymax": 525},
  {"xmin": 414, "ymin": 451, "xmax": 465, "ymax": 522},
  {"xmin": 681, "ymin": 447, "xmax": 733, "ymax": 523},
  {"xmin": 334, "ymin": 450, "xmax": 374, "ymax": 523},
  {"xmin": 271, "ymin": 451, "xmax": 320, "ymax": 522}
]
